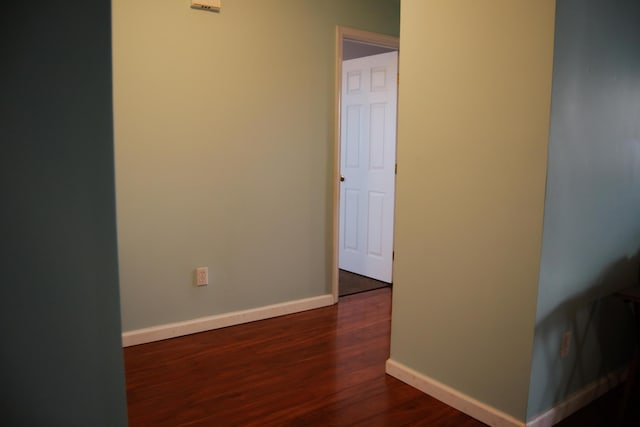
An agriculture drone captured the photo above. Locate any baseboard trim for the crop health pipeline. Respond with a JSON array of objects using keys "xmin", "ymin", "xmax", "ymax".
[
  {"xmin": 385, "ymin": 359, "xmax": 525, "ymax": 427},
  {"xmin": 526, "ymin": 366, "xmax": 628, "ymax": 427},
  {"xmin": 122, "ymin": 294, "xmax": 335, "ymax": 347}
]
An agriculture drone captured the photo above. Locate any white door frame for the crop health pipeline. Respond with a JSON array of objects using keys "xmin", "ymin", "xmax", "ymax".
[{"xmin": 332, "ymin": 26, "xmax": 399, "ymax": 303}]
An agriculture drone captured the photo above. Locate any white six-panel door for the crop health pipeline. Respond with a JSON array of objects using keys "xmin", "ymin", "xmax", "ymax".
[{"xmin": 339, "ymin": 51, "xmax": 398, "ymax": 283}]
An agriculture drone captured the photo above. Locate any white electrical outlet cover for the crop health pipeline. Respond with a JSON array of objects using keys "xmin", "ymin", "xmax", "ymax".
[{"xmin": 196, "ymin": 267, "xmax": 208, "ymax": 286}]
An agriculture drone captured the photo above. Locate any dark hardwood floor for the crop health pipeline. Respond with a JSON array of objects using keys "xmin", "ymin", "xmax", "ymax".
[
  {"xmin": 124, "ymin": 288, "xmax": 485, "ymax": 426},
  {"xmin": 339, "ymin": 269, "xmax": 390, "ymax": 297},
  {"xmin": 125, "ymin": 288, "xmax": 636, "ymax": 426}
]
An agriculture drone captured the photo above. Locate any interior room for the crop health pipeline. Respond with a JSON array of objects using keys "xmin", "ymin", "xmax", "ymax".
[{"xmin": 3, "ymin": 0, "xmax": 640, "ymax": 426}]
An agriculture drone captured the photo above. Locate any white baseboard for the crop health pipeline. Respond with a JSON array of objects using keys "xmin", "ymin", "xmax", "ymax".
[
  {"xmin": 122, "ymin": 294, "xmax": 335, "ymax": 347},
  {"xmin": 526, "ymin": 366, "xmax": 628, "ymax": 427},
  {"xmin": 385, "ymin": 359, "xmax": 526, "ymax": 427}
]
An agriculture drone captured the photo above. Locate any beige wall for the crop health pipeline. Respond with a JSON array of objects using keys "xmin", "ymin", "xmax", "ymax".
[
  {"xmin": 112, "ymin": 0, "xmax": 399, "ymax": 331},
  {"xmin": 390, "ymin": 0, "xmax": 555, "ymax": 420}
]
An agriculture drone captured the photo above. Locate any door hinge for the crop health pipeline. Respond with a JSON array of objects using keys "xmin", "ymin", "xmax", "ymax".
[
  {"xmin": 395, "ymin": 163, "xmax": 397, "ymax": 175},
  {"xmin": 392, "ymin": 250, "xmax": 395, "ymax": 261}
]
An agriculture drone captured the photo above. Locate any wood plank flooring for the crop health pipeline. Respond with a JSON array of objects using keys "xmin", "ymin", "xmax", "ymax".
[{"xmin": 124, "ymin": 288, "xmax": 486, "ymax": 426}]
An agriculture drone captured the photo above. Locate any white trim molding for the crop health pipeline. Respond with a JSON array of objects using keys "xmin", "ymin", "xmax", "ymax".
[
  {"xmin": 386, "ymin": 359, "xmax": 526, "ymax": 427},
  {"xmin": 122, "ymin": 294, "xmax": 335, "ymax": 347},
  {"xmin": 526, "ymin": 366, "xmax": 628, "ymax": 427}
]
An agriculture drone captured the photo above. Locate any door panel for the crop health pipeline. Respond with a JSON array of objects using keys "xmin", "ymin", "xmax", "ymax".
[
  {"xmin": 339, "ymin": 51, "xmax": 398, "ymax": 283},
  {"xmin": 344, "ymin": 189, "xmax": 360, "ymax": 251},
  {"xmin": 369, "ymin": 103, "xmax": 386, "ymax": 169},
  {"xmin": 345, "ymin": 105, "xmax": 361, "ymax": 168},
  {"xmin": 367, "ymin": 191, "xmax": 385, "ymax": 257}
]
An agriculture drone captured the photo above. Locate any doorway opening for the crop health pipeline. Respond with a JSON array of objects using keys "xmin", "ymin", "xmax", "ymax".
[{"xmin": 332, "ymin": 27, "xmax": 399, "ymax": 301}]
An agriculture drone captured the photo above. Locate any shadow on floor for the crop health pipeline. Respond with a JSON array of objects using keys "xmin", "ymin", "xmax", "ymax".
[
  {"xmin": 339, "ymin": 269, "xmax": 390, "ymax": 297},
  {"xmin": 555, "ymin": 383, "xmax": 640, "ymax": 427}
]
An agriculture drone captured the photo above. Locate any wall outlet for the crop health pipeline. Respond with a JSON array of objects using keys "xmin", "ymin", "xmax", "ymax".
[
  {"xmin": 196, "ymin": 267, "xmax": 208, "ymax": 286},
  {"xmin": 560, "ymin": 331, "xmax": 572, "ymax": 358}
]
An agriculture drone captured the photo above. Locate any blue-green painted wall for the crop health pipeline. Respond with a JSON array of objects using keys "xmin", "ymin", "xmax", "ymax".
[
  {"xmin": 527, "ymin": 0, "xmax": 640, "ymax": 419},
  {"xmin": 0, "ymin": 1, "xmax": 128, "ymax": 426}
]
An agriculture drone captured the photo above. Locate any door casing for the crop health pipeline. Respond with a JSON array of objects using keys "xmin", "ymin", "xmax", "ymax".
[{"xmin": 332, "ymin": 26, "xmax": 399, "ymax": 302}]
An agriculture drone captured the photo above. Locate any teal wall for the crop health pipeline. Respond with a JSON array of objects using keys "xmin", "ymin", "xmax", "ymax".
[
  {"xmin": 527, "ymin": 0, "xmax": 640, "ymax": 419},
  {"xmin": 112, "ymin": 0, "xmax": 400, "ymax": 331},
  {"xmin": 0, "ymin": 2, "xmax": 128, "ymax": 426}
]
